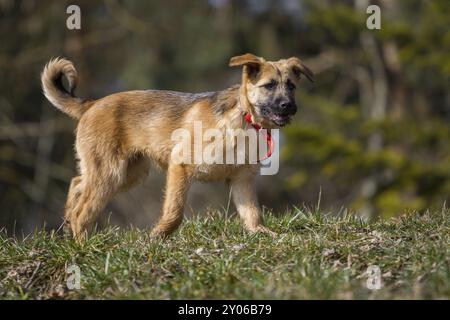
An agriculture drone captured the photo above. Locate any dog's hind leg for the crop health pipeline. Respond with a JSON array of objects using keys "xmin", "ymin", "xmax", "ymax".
[
  {"xmin": 70, "ymin": 161, "xmax": 126, "ymax": 241},
  {"xmin": 64, "ymin": 176, "xmax": 83, "ymax": 235},
  {"xmin": 150, "ymin": 164, "xmax": 191, "ymax": 238}
]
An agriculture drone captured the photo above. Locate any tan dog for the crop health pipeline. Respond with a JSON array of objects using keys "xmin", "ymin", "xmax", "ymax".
[{"xmin": 41, "ymin": 53, "xmax": 313, "ymax": 240}]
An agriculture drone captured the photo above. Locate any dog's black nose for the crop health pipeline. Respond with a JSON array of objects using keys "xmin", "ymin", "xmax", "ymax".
[
  {"xmin": 279, "ymin": 101, "xmax": 297, "ymax": 115},
  {"xmin": 280, "ymin": 101, "xmax": 291, "ymax": 110}
]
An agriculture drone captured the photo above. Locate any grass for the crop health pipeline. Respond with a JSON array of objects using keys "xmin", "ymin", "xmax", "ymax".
[{"xmin": 0, "ymin": 208, "xmax": 449, "ymax": 299}]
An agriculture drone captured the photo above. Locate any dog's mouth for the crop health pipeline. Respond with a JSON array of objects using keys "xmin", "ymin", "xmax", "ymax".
[
  {"xmin": 258, "ymin": 111, "xmax": 292, "ymax": 127},
  {"xmin": 267, "ymin": 113, "xmax": 292, "ymax": 126},
  {"xmin": 259, "ymin": 105, "xmax": 295, "ymax": 127}
]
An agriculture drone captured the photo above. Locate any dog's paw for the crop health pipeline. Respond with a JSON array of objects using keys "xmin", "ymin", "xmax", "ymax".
[
  {"xmin": 73, "ymin": 231, "xmax": 89, "ymax": 244},
  {"xmin": 149, "ymin": 228, "xmax": 170, "ymax": 240},
  {"xmin": 250, "ymin": 225, "xmax": 278, "ymax": 237}
]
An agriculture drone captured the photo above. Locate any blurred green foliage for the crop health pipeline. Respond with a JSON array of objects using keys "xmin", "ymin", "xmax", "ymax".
[{"xmin": 282, "ymin": 0, "xmax": 450, "ymax": 217}]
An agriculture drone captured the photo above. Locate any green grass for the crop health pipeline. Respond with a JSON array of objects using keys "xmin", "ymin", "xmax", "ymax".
[{"xmin": 1, "ymin": 208, "xmax": 449, "ymax": 299}]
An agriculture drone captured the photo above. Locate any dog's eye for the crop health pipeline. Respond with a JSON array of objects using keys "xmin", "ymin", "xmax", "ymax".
[
  {"xmin": 263, "ymin": 81, "xmax": 277, "ymax": 90},
  {"xmin": 286, "ymin": 81, "xmax": 296, "ymax": 91}
]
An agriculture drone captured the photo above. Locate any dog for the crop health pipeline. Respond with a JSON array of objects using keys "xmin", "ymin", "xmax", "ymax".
[{"xmin": 41, "ymin": 53, "xmax": 313, "ymax": 240}]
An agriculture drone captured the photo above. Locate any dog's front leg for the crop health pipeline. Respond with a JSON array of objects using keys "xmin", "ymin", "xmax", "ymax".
[
  {"xmin": 230, "ymin": 170, "xmax": 275, "ymax": 235},
  {"xmin": 151, "ymin": 164, "xmax": 191, "ymax": 238}
]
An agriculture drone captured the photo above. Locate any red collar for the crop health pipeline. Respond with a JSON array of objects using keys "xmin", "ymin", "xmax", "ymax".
[{"xmin": 244, "ymin": 113, "xmax": 274, "ymax": 161}]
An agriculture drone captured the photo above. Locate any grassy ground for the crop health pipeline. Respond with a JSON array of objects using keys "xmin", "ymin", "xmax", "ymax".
[{"xmin": 0, "ymin": 208, "xmax": 449, "ymax": 299}]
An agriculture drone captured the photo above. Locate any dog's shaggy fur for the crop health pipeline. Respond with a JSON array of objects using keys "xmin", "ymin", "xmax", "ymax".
[{"xmin": 41, "ymin": 53, "xmax": 312, "ymax": 240}]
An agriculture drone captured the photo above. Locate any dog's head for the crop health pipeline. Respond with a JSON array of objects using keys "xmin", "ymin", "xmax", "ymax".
[{"xmin": 229, "ymin": 53, "xmax": 313, "ymax": 128}]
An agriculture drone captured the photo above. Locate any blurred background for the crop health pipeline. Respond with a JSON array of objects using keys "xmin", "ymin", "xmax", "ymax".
[{"xmin": 0, "ymin": 0, "xmax": 449, "ymax": 234}]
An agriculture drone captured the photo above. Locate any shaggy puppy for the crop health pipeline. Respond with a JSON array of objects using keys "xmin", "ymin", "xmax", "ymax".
[{"xmin": 41, "ymin": 53, "xmax": 313, "ymax": 240}]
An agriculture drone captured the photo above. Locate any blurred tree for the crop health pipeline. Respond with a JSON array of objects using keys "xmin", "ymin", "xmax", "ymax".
[{"xmin": 282, "ymin": 0, "xmax": 450, "ymax": 217}]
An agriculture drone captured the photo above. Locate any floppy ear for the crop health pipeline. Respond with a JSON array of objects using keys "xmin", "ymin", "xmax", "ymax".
[
  {"xmin": 229, "ymin": 53, "xmax": 264, "ymax": 67},
  {"xmin": 229, "ymin": 53, "xmax": 265, "ymax": 78},
  {"xmin": 287, "ymin": 57, "xmax": 314, "ymax": 82}
]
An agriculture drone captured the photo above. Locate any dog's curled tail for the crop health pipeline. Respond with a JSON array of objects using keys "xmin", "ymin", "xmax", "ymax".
[{"xmin": 41, "ymin": 58, "xmax": 87, "ymax": 120}]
